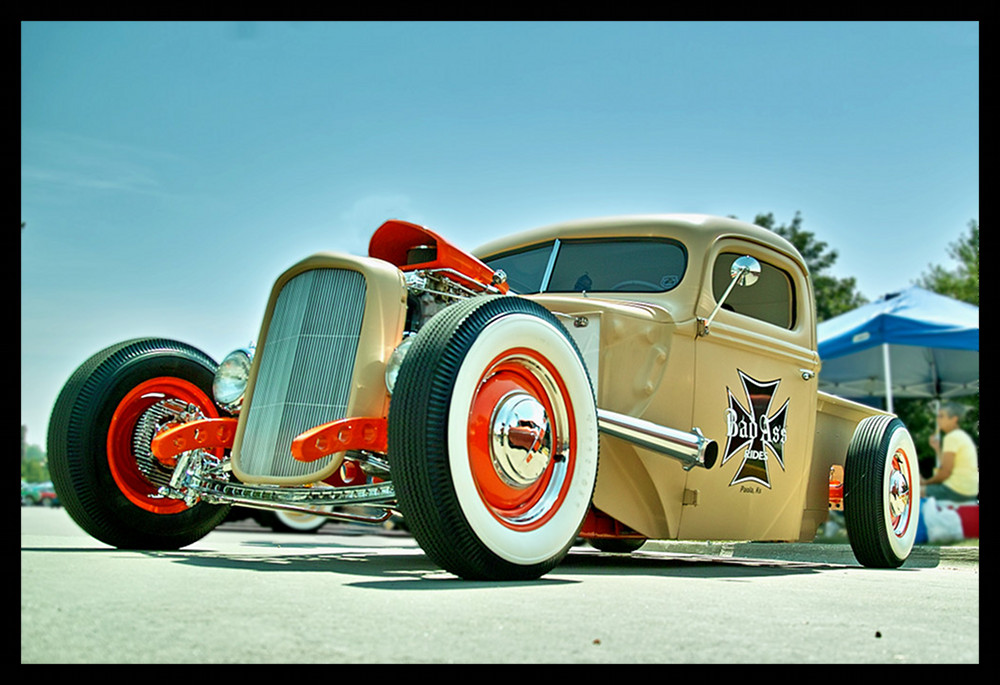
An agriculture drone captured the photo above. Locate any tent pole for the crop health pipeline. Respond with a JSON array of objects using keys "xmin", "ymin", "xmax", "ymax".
[
  {"xmin": 933, "ymin": 398, "xmax": 941, "ymax": 468},
  {"xmin": 883, "ymin": 343, "xmax": 894, "ymax": 414}
]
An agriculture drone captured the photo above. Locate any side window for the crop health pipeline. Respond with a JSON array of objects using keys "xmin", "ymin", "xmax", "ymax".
[
  {"xmin": 484, "ymin": 238, "xmax": 687, "ymax": 294},
  {"xmin": 547, "ymin": 239, "xmax": 686, "ymax": 293},
  {"xmin": 712, "ymin": 252, "xmax": 795, "ymax": 329}
]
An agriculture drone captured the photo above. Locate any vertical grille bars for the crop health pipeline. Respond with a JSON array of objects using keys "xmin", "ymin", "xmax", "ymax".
[{"xmin": 236, "ymin": 268, "xmax": 367, "ymax": 479}]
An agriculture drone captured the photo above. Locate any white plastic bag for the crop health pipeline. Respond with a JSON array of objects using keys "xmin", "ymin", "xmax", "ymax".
[{"xmin": 921, "ymin": 497, "xmax": 965, "ymax": 544}]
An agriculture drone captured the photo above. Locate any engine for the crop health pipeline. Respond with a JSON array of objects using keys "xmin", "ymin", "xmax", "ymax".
[{"xmin": 368, "ymin": 219, "xmax": 509, "ymax": 334}]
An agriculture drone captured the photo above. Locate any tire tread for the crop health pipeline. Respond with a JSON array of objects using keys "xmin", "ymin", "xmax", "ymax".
[
  {"xmin": 48, "ymin": 338, "xmax": 230, "ymax": 550},
  {"xmin": 389, "ymin": 297, "xmax": 595, "ymax": 580}
]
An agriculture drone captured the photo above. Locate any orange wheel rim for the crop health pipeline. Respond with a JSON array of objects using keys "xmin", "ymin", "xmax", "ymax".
[
  {"xmin": 888, "ymin": 448, "xmax": 914, "ymax": 539},
  {"xmin": 107, "ymin": 377, "xmax": 219, "ymax": 514},
  {"xmin": 466, "ymin": 347, "xmax": 576, "ymax": 531}
]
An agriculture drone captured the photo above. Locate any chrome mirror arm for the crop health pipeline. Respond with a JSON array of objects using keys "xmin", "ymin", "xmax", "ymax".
[{"xmin": 698, "ymin": 255, "xmax": 761, "ymax": 336}]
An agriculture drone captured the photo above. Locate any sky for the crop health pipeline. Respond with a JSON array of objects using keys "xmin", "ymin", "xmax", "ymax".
[{"xmin": 21, "ymin": 21, "xmax": 978, "ymax": 451}]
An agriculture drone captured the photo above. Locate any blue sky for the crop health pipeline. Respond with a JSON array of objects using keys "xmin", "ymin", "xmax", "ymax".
[{"xmin": 21, "ymin": 21, "xmax": 978, "ymax": 451}]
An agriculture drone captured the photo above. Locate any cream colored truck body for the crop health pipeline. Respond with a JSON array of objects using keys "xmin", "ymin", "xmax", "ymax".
[{"xmin": 475, "ymin": 214, "xmax": 888, "ymax": 543}]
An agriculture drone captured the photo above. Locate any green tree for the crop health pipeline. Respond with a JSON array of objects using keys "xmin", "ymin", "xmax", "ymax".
[
  {"xmin": 917, "ymin": 219, "xmax": 979, "ymax": 306},
  {"xmin": 898, "ymin": 218, "xmax": 979, "ymax": 471},
  {"xmin": 751, "ymin": 211, "xmax": 868, "ymax": 322},
  {"xmin": 21, "ymin": 425, "xmax": 49, "ymax": 482}
]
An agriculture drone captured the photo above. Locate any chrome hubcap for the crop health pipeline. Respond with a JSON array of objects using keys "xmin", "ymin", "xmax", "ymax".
[
  {"xmin": 489, "ymin": 392, "xmax": 552, "ymax": 487},
  {"xmin": 887, "ymin": 450, "xmax": 912, "ymax": 536}
]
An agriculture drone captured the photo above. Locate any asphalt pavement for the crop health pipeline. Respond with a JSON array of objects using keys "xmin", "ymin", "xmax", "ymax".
[{"xmin": 23, "ymin": 507, "xmax": 979, "ymax": 663}]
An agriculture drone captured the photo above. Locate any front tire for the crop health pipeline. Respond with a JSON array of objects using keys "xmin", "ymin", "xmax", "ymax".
[
  {"xmin": 47, "ymin": 338, "xmax": 232, "ymax": 550},
  {"xmin": 843, "ymin": 415, "xmax": 919, "ymax": 568},
  {"xmin": 389, "ymin": 297, "xmax": 599, "ymax": 580}
]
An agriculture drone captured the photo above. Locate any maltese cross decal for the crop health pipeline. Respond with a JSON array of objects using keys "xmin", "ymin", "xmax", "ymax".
[{"xmin": 722, "ymin": 370, "xmax": 789, "ymax": 488}]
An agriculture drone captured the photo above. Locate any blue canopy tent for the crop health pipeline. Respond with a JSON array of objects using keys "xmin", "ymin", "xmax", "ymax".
[{"xmin": 817, "ymin": 286, "xmax": 979, "ymax": 413}]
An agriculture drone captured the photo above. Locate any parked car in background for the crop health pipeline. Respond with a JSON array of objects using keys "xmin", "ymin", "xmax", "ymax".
[{"xmin": 21, "ymin": 481, "xmax": 60, "ymax": 507}]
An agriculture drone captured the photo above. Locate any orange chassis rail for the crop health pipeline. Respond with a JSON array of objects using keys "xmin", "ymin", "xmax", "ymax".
[
  {"xmin": 578, "ymin": 507, "xmax": 646, "ymax": 540},
  {"xmin": 828, "ymin": 464, "xmax": 845, "ymax": 511},
  {"xmin": 149, "ymin": 420, "xmax": 848, "ymax": 530}
]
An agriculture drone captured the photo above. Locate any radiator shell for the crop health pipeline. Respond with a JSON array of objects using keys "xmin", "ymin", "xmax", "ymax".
[{"xmin": 231, "ymin": 253, "xmax": 407, "ymax": 485}]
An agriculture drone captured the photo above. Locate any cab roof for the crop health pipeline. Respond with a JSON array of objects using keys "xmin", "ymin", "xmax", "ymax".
[{"xmin": 473, "ymin": 214, "xmax": 805, "ymax": 269}]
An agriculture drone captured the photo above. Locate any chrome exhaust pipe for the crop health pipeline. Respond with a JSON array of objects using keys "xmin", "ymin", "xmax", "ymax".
[{"xmin": 597, "ymin": 409, "xmax": 718, "ymax": 471}]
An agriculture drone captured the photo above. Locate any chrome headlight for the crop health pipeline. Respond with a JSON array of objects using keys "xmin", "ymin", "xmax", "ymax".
[
  {"xmin": 213, "ymin": 347, "xmax": 253, "ymax": 412},
  {"xmin": 384, "ymin": 335, "xmax": 415, "ymax": 395}
]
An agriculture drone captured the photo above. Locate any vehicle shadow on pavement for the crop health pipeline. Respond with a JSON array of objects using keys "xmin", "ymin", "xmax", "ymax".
[
  {"xmin": 560, "ymin": 548, "xmax": 846, "ymax": 578},
  {"xmin": 22, "ymin": 540, "xmax": 847, "ymax": 589},
  {"xmin": 347, "ymin": 549, "xmax": 841, "ymax": 590}
]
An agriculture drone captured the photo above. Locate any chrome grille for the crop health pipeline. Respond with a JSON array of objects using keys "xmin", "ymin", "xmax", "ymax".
[{"xmin": 237, "ymin": 268, "xmax": 367, "ymax": 479}]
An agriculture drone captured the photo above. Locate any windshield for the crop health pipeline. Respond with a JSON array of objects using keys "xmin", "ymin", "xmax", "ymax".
[{"xmin": 484, "ymin": 238, "xmax": 687, "ymax": 294}]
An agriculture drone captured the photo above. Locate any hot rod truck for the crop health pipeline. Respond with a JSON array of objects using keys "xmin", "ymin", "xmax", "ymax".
[{"xmin": 48, "ymin": 214, "xmax": 919, "ymax": 580}]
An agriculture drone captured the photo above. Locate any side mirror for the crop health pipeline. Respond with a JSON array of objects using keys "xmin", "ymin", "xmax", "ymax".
[
  {"xmin": 699, "ymin": 255, "xmax": 762, "ymax": 336},
  {"xmin": 730, "ymin": 255, "xmax": 761, "ymax": 287}
]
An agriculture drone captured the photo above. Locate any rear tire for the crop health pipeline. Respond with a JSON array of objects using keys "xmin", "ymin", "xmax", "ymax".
[
  {"xmin": 389, "ymin": 297, "xmax": 599, "ymax": 580},
  {"xmin": 266, "ymin": 509, "xmax": 331, "ymax": 533},
  {"xmin": 589, "ymin": 538, "xmax": 646, "ymax": 553},
  {"xmin": 47, "ymin": 338, "xmax": 232, "ymax": 549},
  {"xmin": 843, "ymin": 415, "xmax": 919, "ymax": 568}
]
